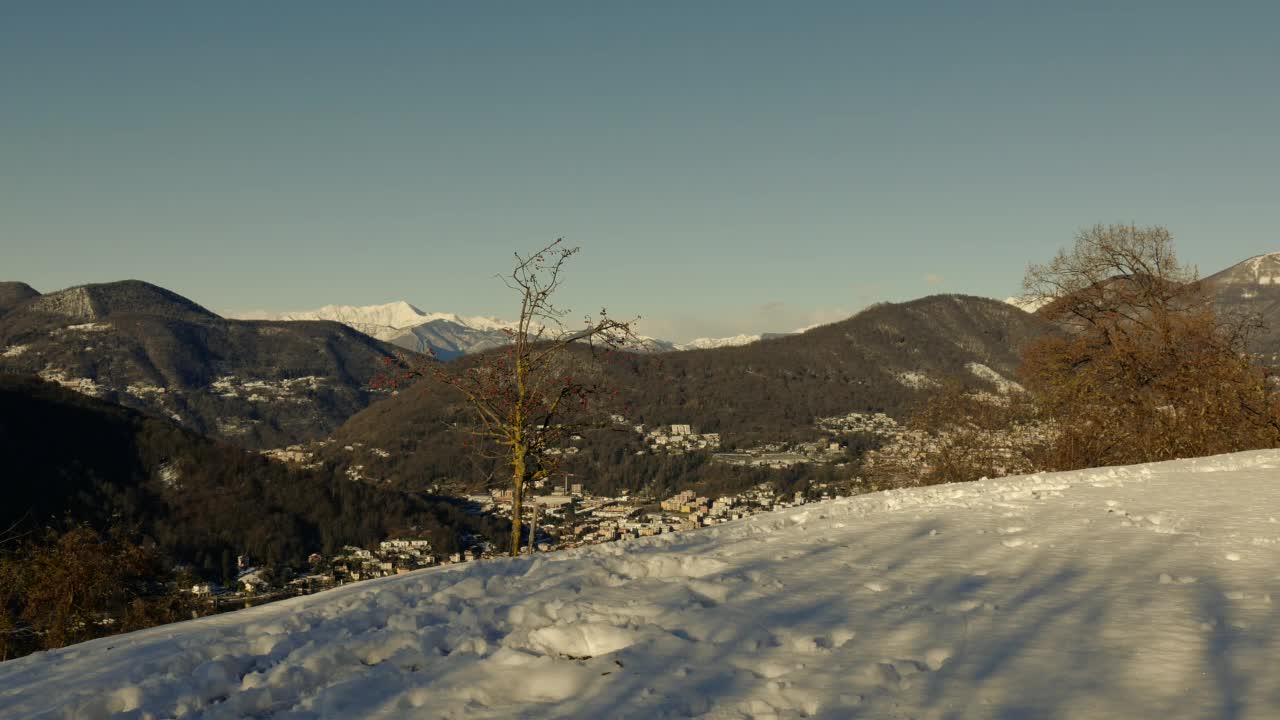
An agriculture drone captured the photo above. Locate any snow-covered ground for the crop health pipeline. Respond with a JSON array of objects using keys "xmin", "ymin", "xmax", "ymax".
[{"xmin": 4, "ymin": 452, "xmax": 1280, "ymax": 719}]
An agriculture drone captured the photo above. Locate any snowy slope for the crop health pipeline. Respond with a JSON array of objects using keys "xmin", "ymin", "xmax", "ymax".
[
  {"xmin": 1204, "ymin": 251, "xmax": 1280, "ymax": 287},
  {"xmin": 679, "ymin": 333, "xmax": 764, "ymax": 350},
  {"xmin": 234, "ymin": 303, "xmax": 516, "ymax": 358},
  {"xmin": 1004, "ymin": 295, "xmax": 1049, "ymax": 313},
  {"xmin": 237, "ymin": 303, "xmax": 514, "ymax": 341},
  {"xmin": 6, "ymin": 451, "xmax": 1280, "ymax": 719}
]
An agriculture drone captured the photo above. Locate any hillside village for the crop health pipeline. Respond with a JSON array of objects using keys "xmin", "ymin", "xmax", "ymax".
[
  {"xmin": 184, "ymin": 449, "xmax": 840, "ymax": 607},
  {"xmin": 189, "ymin": 406, "xmax": 1041, "ymax": 606}
]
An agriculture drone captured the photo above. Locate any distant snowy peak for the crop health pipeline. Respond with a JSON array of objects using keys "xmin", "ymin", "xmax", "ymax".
[
  {"xmin": 415, "ymin": 312, "xmax": 517, "ymax": 333},
  {"xmin": 236, "ymin": 302, "xmax": 817, "ymax": 356},
  {"xmin": 1004, "ymin": 296, "xmax": 1049, "ymax": 313},
  {"xmin": 237, "ymin": 302, "xmax": 517, "ymax": 343},
  {"xmin": 1205, "ymin": 252, "xmax": 1280, "ymax": 287},
  {"xmin": 678, "ymin": 334, "xmax": 763, "ymax": 350}
]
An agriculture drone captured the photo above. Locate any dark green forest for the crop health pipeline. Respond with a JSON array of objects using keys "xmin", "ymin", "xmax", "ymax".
[{"xmin": 0, "ymin": 374, "xmax": 509, "ymax": 578}]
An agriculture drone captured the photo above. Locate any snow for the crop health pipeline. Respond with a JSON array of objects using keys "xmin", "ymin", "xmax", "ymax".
[
  {"xmin": 965, "ymin": 362, "xmax": 1025, "ymax": 394},
  {"xmin": 678, "ymin": 334, "xmax": 764, "ymax": 350},
  {"xmin": 895, "ymin": 370, "xmax": 939, "ymax": 389},
  {"xmin": 234, "ymin": 302, "xmax": 815, "ymax": 354},
  {"xmin": 36, "ymin": 367, "xmax": 103, "ymax": 397},
  {"xmin": 235, "ymin": 303, "xmax": 516, "ymax": 341},
  {"xmin": 5, "ymin": 451, "xmax": 1280, "ymax": 718},
  {"xmin": 1207, "ymin": 252, "xmax": 1280, "ymax": 286},
  {"xmin": 1004, "ymin": 295, "xmax": 1049, "ymax": 313}
]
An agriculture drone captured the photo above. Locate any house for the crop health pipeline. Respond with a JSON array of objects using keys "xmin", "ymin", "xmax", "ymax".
[{"xmin": 237, "ymin": 569, "xmax": 267, "ymax": 593}]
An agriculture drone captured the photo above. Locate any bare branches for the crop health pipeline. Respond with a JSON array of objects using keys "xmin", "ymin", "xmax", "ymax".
[
  {"xmin": 1020, "ymin": 224, "xmax": 1280, "ymax": 469},
  {"xmin": 376, "ymin": 240, "xmax": 638, "ymax": 556},
  {"xmin": 1023, "ymin": 224, "xmax": 1206, "ymax": 330}
]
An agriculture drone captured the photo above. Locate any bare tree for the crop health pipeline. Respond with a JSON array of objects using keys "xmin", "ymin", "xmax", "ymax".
[
  {"xmin": 1019, "ymin": 224, "xmax": 1280, "ymax": 468},
  {"xmin": 377, "ymin": 240, "xmax": 637, "ymax": 556}
]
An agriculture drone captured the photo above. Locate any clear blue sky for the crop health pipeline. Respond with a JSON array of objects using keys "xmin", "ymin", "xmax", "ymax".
[{"xmin": 4, "ymin": 2, "xmax": 1279, "ymax": 341}]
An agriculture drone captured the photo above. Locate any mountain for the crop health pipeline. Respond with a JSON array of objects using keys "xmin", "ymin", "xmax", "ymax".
[
  {"xmin": 323, "ymin": 294, "xmax": 1047, "ymax": 491},
  {"xmin": 237, "ymin": 301, "xmax": 807, "ymax": 356},
  {"xmin": 237, "ymin": 302, "xmax": 515, "ymax": 360},
  {"xmin": 1202, "ymin": 252, "xmax": 1280, "ymax": 358},
  {"xmin": 6, "ymin": 448, "xmax": 1278, "ymax": 718},
  {"xmin": 1004, "ymin": 295, "xmax": 1049, "ymax": 313},
  {"xmin": 1204, "ymin": 251, "xmax": 1280, "ymax": 289},
  {"xmin": 678, "ymin": 333, "xmax": 765, "ymax": 350},
  {"xmin": 0, "ymin": 282, "xmax": 40, "ymax": 317},
  {"xmin": 0, "ymin": 280, "xmax": 406, "ymax": 448},
  {"xmin": 0, "ymin": 373, "xmax": 507, "ymax": 575},
  {"xmin": 384, "ymin": 319, "xmax": 511, "ymax": 360}
]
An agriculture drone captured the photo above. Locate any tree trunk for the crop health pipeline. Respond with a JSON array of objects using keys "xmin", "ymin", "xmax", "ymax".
[
  {"xmin": 510, "ymin": 452, "xmax": 525, "ymax": 556},
  {"xmin": 527, "ymin": 501, "xmax": 539, "ymax": 555}
]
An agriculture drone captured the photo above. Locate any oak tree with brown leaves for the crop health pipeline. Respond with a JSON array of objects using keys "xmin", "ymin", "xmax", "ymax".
[
  {"xmin": 1018, "ymin": 223, "xmax": 1280, "ymax": 468},
  {"xmin": 377, "ymin": 240, "xmax": 638, "ymax": 556}
]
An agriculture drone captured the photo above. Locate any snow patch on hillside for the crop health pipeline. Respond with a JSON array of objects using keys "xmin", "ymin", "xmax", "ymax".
[
  {"xmin": 895, "ymin": 370, "xmax": 939, "ymax": 389},
  {"xmin": 966, "ymin": 362, "xmax": 1025, "ymax": 394},
  {"xmin": 37, "ymin": 367, "xmax": 103, "ymax": 397},
  {"xmin": 1004, "ymin": 295, "xmax": 1048, "ymax": 313},
  {"xmin": 8, "ymin": 451, "xmax": 1279, "ymax": 718},
  {"xmin": 209, "ymin": 375, "xmax": 325, "ymax": 401}
]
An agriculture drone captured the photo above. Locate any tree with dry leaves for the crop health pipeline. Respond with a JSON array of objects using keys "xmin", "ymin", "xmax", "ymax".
[
  {"xmin": 377, "ymin": 240, "xmax": 637, "ymax": 556},
  {"xmin": 1018, "ymin": 223, "xmax": 1280, "ymax": 469},
  {"xmin": 0, "ymin": 525, "xmax": 196, "ymax": 661}
]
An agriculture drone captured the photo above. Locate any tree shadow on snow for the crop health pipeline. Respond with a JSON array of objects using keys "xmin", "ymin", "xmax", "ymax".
[{"xmin": 551, "ymin": 512, "xmax": 1280, "ymax": 720}]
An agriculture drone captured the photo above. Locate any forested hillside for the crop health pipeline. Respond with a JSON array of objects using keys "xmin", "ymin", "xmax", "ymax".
[
  {"xmin": 0, "ymin": 280, "xmax": 405, "ymax": 448},
  {"xmin": 322, "ymin": 294, "xmax": 1046, "ymax": 492},
  {"xmin": 0, "ymin": 374, "xmax": 508, "ymax": 574}
]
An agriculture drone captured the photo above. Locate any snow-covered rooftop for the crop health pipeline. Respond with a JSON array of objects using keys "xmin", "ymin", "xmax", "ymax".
[{"xmin": 3, "ymin": 451, "xmax": 1280, "ymax": 718}]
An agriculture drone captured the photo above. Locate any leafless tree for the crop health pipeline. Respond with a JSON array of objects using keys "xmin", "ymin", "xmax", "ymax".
[{"xmin": 378, "ymin": 240, "xmax": 637, "ymax": 555}]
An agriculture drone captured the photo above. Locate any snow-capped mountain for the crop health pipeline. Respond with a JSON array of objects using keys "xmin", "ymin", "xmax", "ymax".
[
  {"xmin": 679, "ymin": 333, "xmax": 764, "ymax": 350},
  {"xmin": 1204, "ymin": 251, "xmax": 1280, "ymax": 288},
  {"xmin": 1004, "ymin": 295, "xmax": 1049, "ymax": 313},
  {"xmin": 6, "ymin": 449, "xmax": 1279, "ymax": 718},
  {"xmin": 236, "ymin": 302, "xmax": 516, "ymax": 360},
  {"xmin": 236, "ymin": 301, "xmax": 814, "ymax": 357}
]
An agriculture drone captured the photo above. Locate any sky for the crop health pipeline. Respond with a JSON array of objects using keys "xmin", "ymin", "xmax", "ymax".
[{"xmin": 4, "ymin": 2, "xmax": 1280, "ymax": 342}]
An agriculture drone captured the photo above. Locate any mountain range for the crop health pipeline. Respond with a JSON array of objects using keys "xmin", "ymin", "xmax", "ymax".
[
  {"xmin": 320, "ymin": 293, "xmax": 1048, "ymax": 493},
  {"xmin": 237, "ymin": 302, "xmax": 515, "ymax": 360},
  {"xmin": 236, "ymin": 302, "xmax": 803, "ymax": 357},
  {"xmin": 4, "ymin": 249, "xmax": 1279, "ymax": 474}
]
